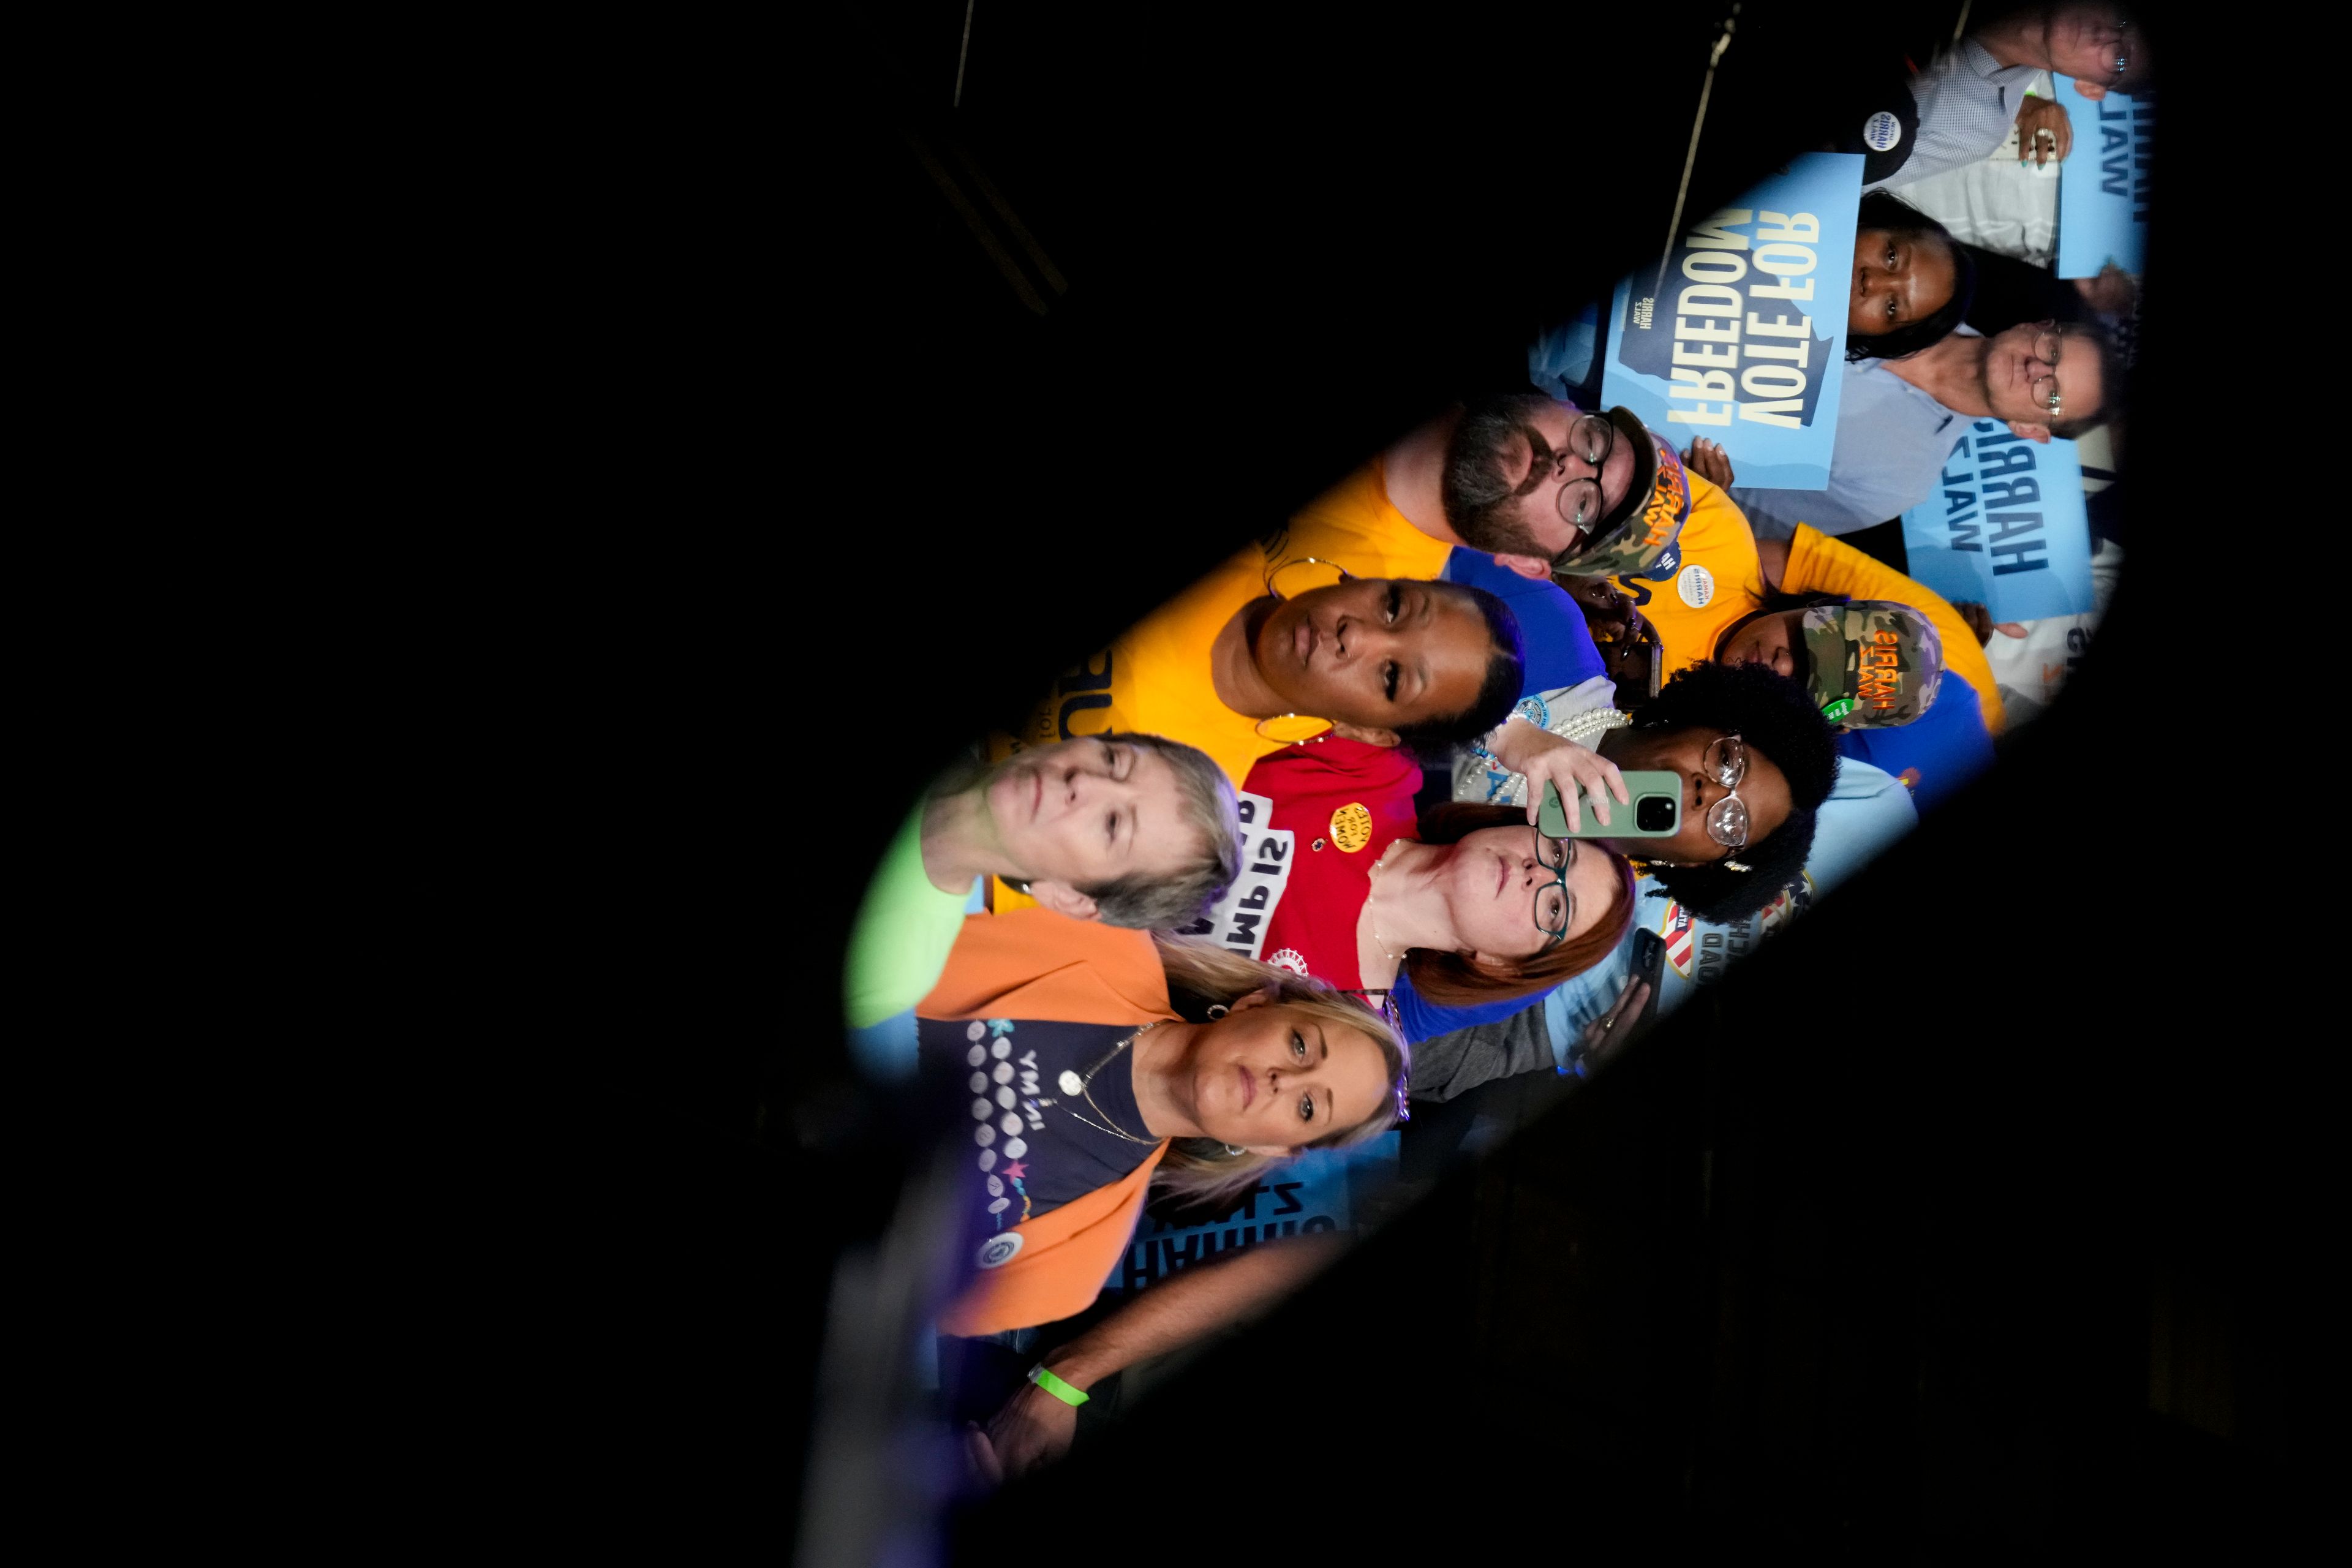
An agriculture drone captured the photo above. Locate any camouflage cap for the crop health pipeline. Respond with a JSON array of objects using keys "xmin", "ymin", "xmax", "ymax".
[
  {"xmin": 1801, "ymin": 601, "xmax": 1945, "ymax": 728},
  {"xmin": 1548, "ymin": 410, "xmax": 1692, "ymax": 579}
]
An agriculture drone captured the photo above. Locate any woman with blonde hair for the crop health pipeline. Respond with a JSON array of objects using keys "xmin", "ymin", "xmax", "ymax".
[{"xmin": 917, "ymin": 908, "xmax": 1406, "ymax": 1340}]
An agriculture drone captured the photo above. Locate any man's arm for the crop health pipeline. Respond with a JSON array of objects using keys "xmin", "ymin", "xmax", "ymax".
[{"xmin": 970, "ymin": 1232, "xmax": 1346, "ymax": 1481}]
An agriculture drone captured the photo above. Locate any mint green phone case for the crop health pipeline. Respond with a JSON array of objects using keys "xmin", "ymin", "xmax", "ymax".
[{"xmin": 1537, "ymin": 771, "xmax": 1683, "ymax": 839}]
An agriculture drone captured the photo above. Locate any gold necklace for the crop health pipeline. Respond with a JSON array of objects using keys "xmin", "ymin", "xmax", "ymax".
[{"xmin": 1364, "ymin": 840, "xmax": 1410, "ymax": 965}]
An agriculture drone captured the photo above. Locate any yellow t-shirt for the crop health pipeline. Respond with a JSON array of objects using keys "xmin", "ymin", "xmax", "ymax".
[
  {"xmin": 1281, "ymin": 457, "xmax": 1457, "ymax": 583},
  {"xmin": 991, "ymin": 462, "xmax": 1452, "ymax": 913},
  {"xmin": 1606, "ymin": 473, "xmax": 1768, "ymax": 674},
  {"xmin": 1782, "ymin": 524, "xmax": 2007, "ymax": 734}
]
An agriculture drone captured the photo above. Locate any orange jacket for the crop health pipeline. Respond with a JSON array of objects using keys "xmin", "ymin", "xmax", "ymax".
[{"xmin": 917, "ymin": 909, "xmax": 1181, "ymax": 1335}]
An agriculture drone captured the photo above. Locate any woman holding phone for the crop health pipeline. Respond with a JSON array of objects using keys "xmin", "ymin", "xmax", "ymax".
[{"xmin": 1237, "ymin": 736, "xmax": 1637, "ymax": 1037}]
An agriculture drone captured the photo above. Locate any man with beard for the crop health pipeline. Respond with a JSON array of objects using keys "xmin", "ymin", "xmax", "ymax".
[
  {"xmin": 1722, "ymin": 318, "xmax": 2123, "ymax": 542},
  {"xmin": 1286, "ymin": 393, "xmax": 1656, "ymax": 587}
]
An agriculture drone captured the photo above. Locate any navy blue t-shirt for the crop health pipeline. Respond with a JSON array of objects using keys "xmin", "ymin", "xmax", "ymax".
[
  {"xmin": 1833, "ymin": 676, "xmax": 1994, "ymax": 816},
  {"xmin": 919, "ymin": 1016, "xmax": 1161, "ymax": 1257},
  {"xmin": 1443, "ymin": 548, "xmax": 1607, "ymax": 698}
]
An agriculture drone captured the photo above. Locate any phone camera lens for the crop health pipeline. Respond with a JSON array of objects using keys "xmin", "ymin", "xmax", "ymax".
[{"xmin": 1636, "ymin": 795, "xmax": 1677, "ymax": 833}]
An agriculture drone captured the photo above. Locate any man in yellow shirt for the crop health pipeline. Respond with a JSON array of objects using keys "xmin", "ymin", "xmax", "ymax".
[{"xmin": 1286, "ymin": 393, "xmax": 1675, "ymax": 587}]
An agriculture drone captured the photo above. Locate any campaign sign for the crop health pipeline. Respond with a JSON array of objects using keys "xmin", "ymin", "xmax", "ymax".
[
  {"xmin": 2052, "ymin": 78, "xmax": 2151, "ymax": 278},
  {"xmin": 1599, "ymin": 153, "xmax": 1866, "ymax": 492},
  {"xmin": 1899, "ymin": 421, "xmax": 2094, "ymax": 622},
  {"xmin": 1169, "ymin": 788, "xmax": 1293, "ymax": 961},
  {"xmin": 1104, "ymin": 1133, "xmax": 1399, "ymax": 1292}
]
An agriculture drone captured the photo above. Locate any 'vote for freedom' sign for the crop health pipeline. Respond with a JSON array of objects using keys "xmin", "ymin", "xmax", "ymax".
[
  {"xmin": 2053, "ymin": 78, "xmax": 2151, "ymax": 279},
  {"xmin": 1599, "ymin": 153, "xmax": 1865, "ymax": 492},
  {"xmin": 1899, "ymin": 421, "xmax": 2094, "ymax": 622}
]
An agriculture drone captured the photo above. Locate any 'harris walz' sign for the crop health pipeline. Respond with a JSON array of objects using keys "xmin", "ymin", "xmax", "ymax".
[
  {"xmin": 2054, "ymin": 78, "xmax": 2150, "ymax": 279},
  {"xmin": 1599, "ymin": 152, "xmax": 1865, "ymax": 492},
  {"xmin": 1898, "ymin": 421, "xmax": 2094, "ymax": 622}
]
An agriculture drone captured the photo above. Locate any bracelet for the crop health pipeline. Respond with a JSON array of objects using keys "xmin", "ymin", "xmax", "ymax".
[{"xmin": 1027, "ymin": 1363, "xmax": 1090, "ymax": 1406}]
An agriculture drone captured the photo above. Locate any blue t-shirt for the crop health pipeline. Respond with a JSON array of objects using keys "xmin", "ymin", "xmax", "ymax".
[
  {"xmin": 1394, "ymin": 757, "xmax": 1920, "ymax": 1049},
  {"xmin": 1442, "ymin": 548, "xmax": 1607, "ymax": 698},
  {"xmin": 1834, "ymin": 676, "xmax": 1994, "ymax": 818}
]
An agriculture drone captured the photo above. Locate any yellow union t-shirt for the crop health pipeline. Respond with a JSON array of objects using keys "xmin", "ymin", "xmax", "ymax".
[
  {"xmin": 1605, "ymin": 472, "xmax": 1766, "ymax": 674},
  {"xmin": 991, "ymin": 462, "xmax": 1452, "ymax": 912}
]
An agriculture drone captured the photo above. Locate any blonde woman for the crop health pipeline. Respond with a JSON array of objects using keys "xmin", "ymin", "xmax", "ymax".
[{"xmin": 919, "ymin": 908, "xmax": 1407, "ymax": 1340}]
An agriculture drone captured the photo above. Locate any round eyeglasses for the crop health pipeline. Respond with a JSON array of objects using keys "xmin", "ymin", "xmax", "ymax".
[
  {"xmin": 1530, "ymin": 826, "xmax": 1575, "ymax": 948},
  {"xmin": 1534, "ymin": 413, "xmax": 1618, "ymax": 558},
  {"xmin": 1701, "ymin": 734, "xmax": 1751, "ymax": 850},
  {"xmin": 2024, "ymin": 321, "xmax": 2067, "ymax": 417}
]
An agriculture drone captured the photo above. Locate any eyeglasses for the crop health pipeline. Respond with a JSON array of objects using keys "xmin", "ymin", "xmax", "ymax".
[
  {"xmin": 2025, "ymin": 321, "xmax": 2067, "ymax": 417},
  {"xmin": 1701, "ymin": 734, "xmax": 1751, "ymax": 850},
  {"xmin": 1542, "ymin": 413, "xmax": 1618, "ymax": 560},
  {"xmin": 2105, "ymin": 19, "xmax": 2136, "ymax": 86},
  {"xmin": 1529, "ymin": 826, "xmax": 1575, "ymax": 949}
]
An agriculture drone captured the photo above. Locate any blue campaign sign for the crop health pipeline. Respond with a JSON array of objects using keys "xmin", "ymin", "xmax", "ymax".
[
  {"xmin": 2053, "ymin": 78, "xmax": 2151, "ymax": 278},
  {"xmin": 1102, "ymin": 1133, "xmax": 1399, "ymax": 1293},
  {"xmin": 1899, "ymin": 421, "xmax": 2094, "ymax": 622},
  {"xmin": 1599, "ymin": 153, "xmax": 1866, "ymax": 492}
]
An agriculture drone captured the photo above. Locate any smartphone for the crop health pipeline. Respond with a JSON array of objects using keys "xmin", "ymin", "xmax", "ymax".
[
  {"xmin": 1607, "ymin": 639, "xmax": 1661, "ymax": 710},
  {"xmin": 1538, "ymin": 771, "xmax": 1682, "ymax": 839}
]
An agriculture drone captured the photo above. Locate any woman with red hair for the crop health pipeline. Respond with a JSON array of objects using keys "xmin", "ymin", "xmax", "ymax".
[{"xmin": 1240, "ymin": 737, "xmax": 1637, "ymax": 1040}]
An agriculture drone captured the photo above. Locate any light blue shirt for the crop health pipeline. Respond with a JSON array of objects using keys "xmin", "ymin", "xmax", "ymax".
[
  {"xmin": 1867, "ymin": 37, "xmax": 2044, "ymax": 192},
  {"xmin": 1730, "ymin": 355, "xmax": 1965, "ymax": 541}
]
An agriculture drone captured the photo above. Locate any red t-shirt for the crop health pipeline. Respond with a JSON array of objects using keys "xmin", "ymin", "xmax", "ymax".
[{"xmin": 1242, "ymin": 739, "xmax": 1423, "ymax": 992}]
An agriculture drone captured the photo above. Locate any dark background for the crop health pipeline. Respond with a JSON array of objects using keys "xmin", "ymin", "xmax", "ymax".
[{"xmin": 540, "ymin": 1, "xmax": 2299, "ymax": 1556}]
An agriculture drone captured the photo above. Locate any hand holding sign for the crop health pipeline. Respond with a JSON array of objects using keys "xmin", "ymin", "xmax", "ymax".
[
  {"xmin": 1683, "ymin": 437, "xmax": 1735, "ymax": 489},
  {"xmin": 2016, "ymin": 96, "xmax": 2073, "ymax": 167}
]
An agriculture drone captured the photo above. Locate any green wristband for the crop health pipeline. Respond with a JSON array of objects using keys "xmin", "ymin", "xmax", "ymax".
[{"xmin": 1027, "ymin": 1363, "xmax": 1090, "ymax": 1407}]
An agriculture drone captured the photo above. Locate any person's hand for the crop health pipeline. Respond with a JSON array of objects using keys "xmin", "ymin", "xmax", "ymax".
[
  {"xmin": 2016, "ymin": 96, "xmax": 2073, "ymax": 167},
  {"xmin": 966, "ymin": 1377, "xmax": 1081, "ymax": 1487},
  {"xmin": 1582, "ymin": 977, "xmax": 1651, "ymax": 1061},
  {"xmin": 1683, "ymin": 437, "xmax": 1734, "ymax": 488},
  {"xmin": 1953, "ymin": 601, "xmax": 1997, "ymax": 645},
  {"xmin": 1491, "ymin": 722, "xmax": 1627, "ymax": 829},
  {"xmin": 1994, "ymin": 620, "xmax": 2028, "ymax": 638},
  {"xmin": 2075, "ymin": 261, "xmax": 2137, "ymax": 317}
]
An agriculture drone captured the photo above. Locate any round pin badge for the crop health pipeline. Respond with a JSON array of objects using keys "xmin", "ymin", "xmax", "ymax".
[
  {"xmin": 1328, "ymin": 802, "xmax": 1374, "ymax": 853},
  {"xmin": 1863, "ymin": 110, "xmax": 1903, "ymax": 151},
  {"xmin": 1676, "ymin": 563, "xmax": 1716, "ymax": 608},
  {"xmin": 1821, "ymin": 697, "xmax": 1858, "ymax": 723},
  {"xmin": 976, "ymin": 1232, "xmax": 1024, "ymax": 1270}
]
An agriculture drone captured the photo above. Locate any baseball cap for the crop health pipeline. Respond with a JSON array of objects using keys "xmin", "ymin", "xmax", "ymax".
[
  {"xmin": 1551, "ymin": 410, "xmax": 1692, "ymax": 579},
  {"xmin": 1801, "ymin": 601, "xmax": 1945, "ymax": 727}
]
